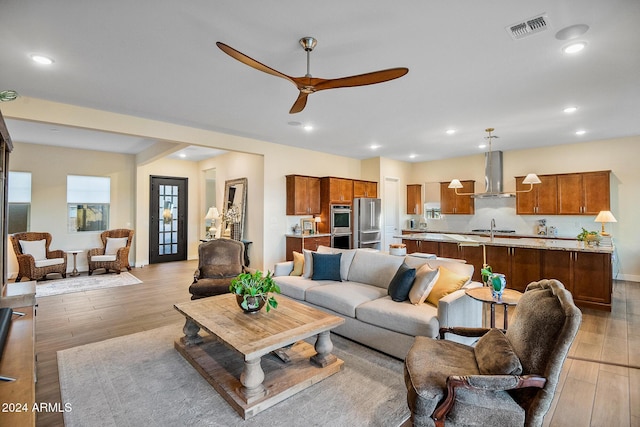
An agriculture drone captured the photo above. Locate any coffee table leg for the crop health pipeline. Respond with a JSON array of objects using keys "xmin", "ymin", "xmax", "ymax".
[
  {"xmin": 239, "ymin": 357, "xmax": 267, "ymax": 403},
  {"xmin": 310, "ymin": 330, "xmax": 338, "ymax": 368},
  {"xmin": 181, "ymin": 318, "xmax": 203, "ymax": 346}
]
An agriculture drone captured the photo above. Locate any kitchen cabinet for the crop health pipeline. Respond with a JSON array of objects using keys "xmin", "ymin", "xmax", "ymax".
[
  {"xmin": 485, "ymin": 246, "xmax": 541, "ymax": 292},
  {"xmin": 285, "ymin": 235, "xmax": 331, "ymax": 261},
  {"xmin": 353, "ymin": 180, "xmax": 378, "ymax": 198},
  {"xmin": 541, "ymin": 249, "xmax": 612, "ymax": 310},
  {"xmin": 402, "ymin": 239, "xmax": 439, "ymax": 256},
  {"xmin": 322, "ymin": 177, "xmax": 353, "ymax": 204},
  {"xmin": 557, "ymin": 171, "xmax": 610, "ymax": 215},
  {"xmin": 286, "ymin": 175, "xmax": 321, "ymax": 215},
  {"xmin": 440, "ymin": 181, "xmax": 475, "ymax": 214},
  {"xmin": 516, "ymin": 174, "xmax": 557, "ymax": 215},
  {"xmin": 406, "ymin": 184, "xmax": 423, "ymax": 214}
]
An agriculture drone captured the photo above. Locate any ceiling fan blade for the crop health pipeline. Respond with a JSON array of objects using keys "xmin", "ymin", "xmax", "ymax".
[
  {"xmin": 216, "ymin": 42, "xmax": 296, "ymax": 85},
  {"xmin": 314, "ymin": 67, "xmax": 409, "ymax": 91},
  {"xmin": 289, "ymin": 92, "xmax": 309, "ymax": 114}
]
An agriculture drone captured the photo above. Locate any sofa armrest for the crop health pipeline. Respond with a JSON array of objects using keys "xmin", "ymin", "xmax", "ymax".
[
  {"xmin": 437, "ymin": 284, "xmax": 483, "ymax": 340},
  {"xmin": 273, "ymin": 261, "xmax": 294, "ymax": 277}
]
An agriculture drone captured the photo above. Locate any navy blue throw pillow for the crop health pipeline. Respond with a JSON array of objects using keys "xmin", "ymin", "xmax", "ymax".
[
  {"xmin": 388, "ymin": 262, "xmax": 417, "ymax": 302},
  {"xmin": 311, "ymin": 252, "xmax": 342, "ymax": 281}
]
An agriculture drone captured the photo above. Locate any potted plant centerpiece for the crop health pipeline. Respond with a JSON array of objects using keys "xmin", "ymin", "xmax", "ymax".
[
  {"xmin": 577, "ymin": 227, "xmax": 601, "ymax": 246},
  {"xmin": 229, "ymin": 270, "xmax": 280, "ymax": 313}
]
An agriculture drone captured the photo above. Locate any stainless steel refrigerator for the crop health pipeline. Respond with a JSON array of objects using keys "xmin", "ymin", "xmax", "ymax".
[{"xmin": 353, "ymin": 198, "xmax": 382, "ymax": 250}]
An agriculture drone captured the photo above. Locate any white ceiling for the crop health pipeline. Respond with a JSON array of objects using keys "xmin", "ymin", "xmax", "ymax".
[{"xmin": 1, "ymin": 0, "xmax": 639, "ymax": 162}]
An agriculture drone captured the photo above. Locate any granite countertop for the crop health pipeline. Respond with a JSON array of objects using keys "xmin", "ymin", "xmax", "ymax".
[
  {"xmin": 401, "ymin": 228, "xmax": 572, "ymax": 240},
  {"xmin": 398, "ymin": 232, "xmax": 613, "ymax": 254},
  {"xmin": 285, "ymin": 233, "xmax": 332, "ymax": 238}
]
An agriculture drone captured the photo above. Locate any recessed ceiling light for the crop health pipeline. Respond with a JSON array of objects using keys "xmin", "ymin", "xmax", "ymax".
[
  {"xmin": 409, "ymin": 154, "xmax": 417, "ymax": 159},
  {"xmin": 575, "ymin": 130, "xmax": 586, "ymax": 135},
  {"xmin": 478, "ymin": 144, "xmax": 487, "ymax": 149},
  {"xmin": 370, "ymin": 144, "xmax": 380, "ymax": 150},
  {"xmin": 31, "ymin": 54, "xmax": 54, "ymax": 65},
  {"xmin": 303, "ymin": 124, "xmax": 313, "ymax": 131},
  {"xmin": 445, "ymin": 129, "xmax": 456, "ymax": 135},
  {"xmin": 179, "ymin": 153, "xmax": 187, "ymax": 158},
  {"xmin": 562, "ymin": 42, "xmax": 586, "ymax": 54},
  {"xmin": 563, "ymin": 106, "xmax": 578, "ymax": 113}
]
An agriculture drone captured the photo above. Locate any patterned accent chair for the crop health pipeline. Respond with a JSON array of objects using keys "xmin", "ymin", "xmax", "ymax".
[
  {"xmin": 10, "ymin": 232, "xmax": 67, "ymax": 282},
  {"xmin": 404, "ymin": 279, "xmax": 582, "ymax": 427},
  {"xmin": 87, "ymin": 229, "xmax": 134, "ymax": 275},
  {"xmin": 189, "ymin": 239, "xmax": 251, "ymax": 300}
]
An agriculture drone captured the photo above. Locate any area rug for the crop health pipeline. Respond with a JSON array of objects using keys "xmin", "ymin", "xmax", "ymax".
[
  {"xmin": 36, "ymin": 272, "xmax": 142, "ymax": 297},
  {"xmin": 58, "ymin": 324, "xmax": 410, "ymax": 427}
]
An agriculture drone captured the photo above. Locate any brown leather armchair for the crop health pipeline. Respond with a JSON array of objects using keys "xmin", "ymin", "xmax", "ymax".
[
  {"xmin": 87, "ymin": 229, "xmax": 134, "ymax": 275},
  {"xmin": 189, "ymin": 239, "xmax": 251, "ymax": 300},
  {"xmin": 10, "ymin": 232, "xmax": 68, "ymax": 281},
  {"xmin": 404, "ymin": 279, "xmax": 582, "ymax": 427}
]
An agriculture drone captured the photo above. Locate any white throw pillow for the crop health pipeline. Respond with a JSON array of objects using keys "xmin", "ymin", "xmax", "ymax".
[
  {"xmin": 408, "ymin": 264, "xmax": 441, "ymax": 305},
  {"xmin": 19, "ymin": 239, "xmax": 47, "ymax": 261},
  {"xmin": 105, "ymin": 237, "xmax": 128, "ymax": 255},
  {"xmin": 302, "ymin": 249, "xmax": 314, "ymax": 278}
]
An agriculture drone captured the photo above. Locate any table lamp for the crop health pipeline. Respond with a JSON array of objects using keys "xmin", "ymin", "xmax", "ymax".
[
  {"xmin": 314, "ymin": 216, "xmax": 321, "ymax": 234},
  {"xmin": 205, "ymin": 207, "xmax": 220, "ymax": 238},
  {"xmin": 594, "ymin": 210, "xmax": 617, "ymax": 236}
]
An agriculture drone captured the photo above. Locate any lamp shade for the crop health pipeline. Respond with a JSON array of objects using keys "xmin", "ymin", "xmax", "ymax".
[
  {"xmin": 594, "ymin": 210, "xmax": 617, "ymax": 223},
  {"xmin": 448, "ymin": 179, "xmax": 463, "ymax": 189},
  {"xmin": 204, "ymin": 207, "xmax": 219, "ymax": 220},
  {"xmin": 314, "ymin": 216, "xmax": 321, "ymax": 223},
  {"xmin": 522, "ymin": 173, "xmax": 542, "ymax": 185}
]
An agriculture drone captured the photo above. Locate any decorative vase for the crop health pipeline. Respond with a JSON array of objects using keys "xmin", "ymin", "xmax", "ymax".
[
  {"xmin": 235, "ymin": 294, "xmax": 266, "ymax": 314},
  {"xmin": 490, "ymin": 273, "xmax": 507, "ymax": 298},
  {"xmin": 231, "ymin": 222, "xmax": 241, "ymax": 240}
]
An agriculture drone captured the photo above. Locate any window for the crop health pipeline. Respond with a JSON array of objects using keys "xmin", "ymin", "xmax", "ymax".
[
  {"xmin": 67, "ymin": 175, "xmax": 110, "ymax": 232},
  {"xmin": 8, "ymin": 171, "xmax": 32, "ymax": 233}
]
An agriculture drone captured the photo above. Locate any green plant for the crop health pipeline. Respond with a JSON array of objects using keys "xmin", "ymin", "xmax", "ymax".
[
  {"xmin": 576, "ymin": 227, "xmax": 599, "ymax": 241},
  {"xmin": 229, "ymin": 270, "xmax": 280, "ymax": 312},
  {"xmin": 480, "ymin": 264, "xmax": 493, "ymax": 285}
]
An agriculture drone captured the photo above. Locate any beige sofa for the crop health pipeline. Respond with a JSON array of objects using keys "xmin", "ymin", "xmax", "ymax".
[{"xmin": 273, "ymin": 247, "xmax": 482, "ymax": 359}]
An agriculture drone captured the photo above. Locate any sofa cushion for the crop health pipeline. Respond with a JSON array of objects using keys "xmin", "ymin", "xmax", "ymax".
[
  {"xmin": 408, "ymin": 264, "xmax": 440, "ymax": 305},
  {"xmin": 356, "ymin": 297, "xmax": 440, "ymax": 337},
  {"xmin": 105, "ymin": 237, "xmax": 128, "ymax": 255},
  {"xmin": 426, "ymin": 266, "xmax": 470, "ymax": 307},
  {"xmin": 347, "ymin": 250, "xmax": 405, "ymax": 289},
  {"xmin": 423, "ymin": 258, "xmax": 474, "ymax": 280},
  {"xmin": 312, "ymin": 252, "xmax": 342, "ymax": 281},
  {"xmin": 34, "ymin": 258, "xmax": 65, "ymax": 268},
  {"xmin": 19, "ymin": 239, "xmax": 46, "ymax": 260},
  {"xmin": 290, "ymin": 251, "xmax": 304, "ymax": 276},
  {"xmin": 89, "ymin": 254, "xmax": 117, "ymax": 262},
  {"xmin": 474, "ymin": 329, "xmax": 523, "ymax": 375},
  {"xmin": 305, "ymin": 282, "xmax": 387, "ymax": 318},
  {"xmin": 317, "ymin": 246, "xmax": 356, "ymax": 281},
  {"xmin": 387, "ymin": 262, "xmax": 416, "ymax": 302},
  {"xmin": 275, "ymin": 275, "xmax": 327, "ymax": 300}
]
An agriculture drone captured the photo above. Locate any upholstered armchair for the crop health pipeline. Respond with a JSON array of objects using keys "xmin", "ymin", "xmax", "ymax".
[
  {"xmin": 189, "ymin": 239, "xmax": 252, "ymax": 300},
  {"xmin": 404, "ymin": 279, "xmax": 581, "ymax": 427},
  {"xmin": 87, "ymin": 229, "xmax": 134, "ymax": 275},
  {"xmin": 10, "ymin": 232, "xmax": 67, "ymax": 282}
]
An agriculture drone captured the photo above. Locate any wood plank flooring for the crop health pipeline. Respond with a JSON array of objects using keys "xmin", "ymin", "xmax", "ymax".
[{"xmin": 29, "ymin": 262, "xmax": 639, "ymax": 426}]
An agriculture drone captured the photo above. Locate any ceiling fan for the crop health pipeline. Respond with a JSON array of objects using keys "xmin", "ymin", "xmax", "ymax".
[{"xmin": 216, "ymin": 37, "xmax": 409, "ymax": 114}]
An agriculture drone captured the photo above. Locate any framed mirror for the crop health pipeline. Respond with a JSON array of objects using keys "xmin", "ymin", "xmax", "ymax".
[{"xmin": 223, "ymin": 177, "xmax": 247, "ymax": 240}]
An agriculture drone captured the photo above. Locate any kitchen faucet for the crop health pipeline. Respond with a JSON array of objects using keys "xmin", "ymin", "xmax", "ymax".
[{"xmin": 490, "ymin": 218, "xmax": 496, "ymax": 242}]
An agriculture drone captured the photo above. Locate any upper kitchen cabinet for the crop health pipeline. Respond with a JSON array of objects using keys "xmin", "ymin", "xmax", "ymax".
[
  {"xmin": 516, "ymin": 174, "xmax": 557, "ymax": 215},
  {"xmin": 353, "ymin": 180, "xmax": 378, "ymax": 198},
  {"xmin": 440, "ymin": 181, "xmax": 475, "ymax": 214},
  {"xmin": 557, "ymin": 171, "xmax": 610, "ymax": 215},
  {"xmin": 406, "ymin": 184, "xmax": 423, "ymax": 214},
  {"xmin": 322, "ymin": 177, "xmax": 353, "ymax": 204},
  {"xmin": 286, "ymin": 175, "xmax": 321, "ymax": 215}
]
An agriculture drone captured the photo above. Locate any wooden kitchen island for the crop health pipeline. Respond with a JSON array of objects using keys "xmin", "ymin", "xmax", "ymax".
[{"xmin": 401, "ymin": 232, "xmax": 614, "ymax": 311}]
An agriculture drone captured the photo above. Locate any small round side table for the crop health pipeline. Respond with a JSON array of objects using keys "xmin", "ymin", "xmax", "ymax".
[
  {"xmin": 465, "ymin": 287, "xmax": 522, "ymax": 329},
  {"xmin": 66, "ymin": 250, "xmax": 84, "ymax": 277}
]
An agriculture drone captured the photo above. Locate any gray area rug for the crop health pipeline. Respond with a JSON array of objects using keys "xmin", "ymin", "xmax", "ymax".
[
  {"xmin": 58, "ymin": 324, "xmax": 410, "ymax": 426},
  {"xmin": 36, "ymin": 272, "xmax": 142, "ymax": 297}
]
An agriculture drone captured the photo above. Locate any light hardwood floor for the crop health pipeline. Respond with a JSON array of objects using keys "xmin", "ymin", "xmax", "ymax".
[{"xmin": 31, "ymin": 262, "xmax": 639, "ymax": 426}]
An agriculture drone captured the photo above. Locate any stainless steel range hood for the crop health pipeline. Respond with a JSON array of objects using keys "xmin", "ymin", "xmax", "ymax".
[{"xmin": 472, "ymin": 150, "xmax": 515, "ymax": 199}]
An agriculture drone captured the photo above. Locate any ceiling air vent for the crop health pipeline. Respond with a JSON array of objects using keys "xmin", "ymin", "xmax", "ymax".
[{"xmin": 506, "ymin": 14, "xmax": 549, "ymax": 40}]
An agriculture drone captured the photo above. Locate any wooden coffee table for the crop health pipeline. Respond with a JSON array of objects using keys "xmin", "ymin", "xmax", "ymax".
[{"xmin": 174, "ymin": 294, "xmax": 345, "ymax": 419}]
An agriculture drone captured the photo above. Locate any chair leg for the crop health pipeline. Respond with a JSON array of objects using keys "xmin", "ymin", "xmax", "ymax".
[
  {"xmin": 15, "ymin": 275, "xmax": 22, "ymax": 282},
  {"xmin": 88, "ymin": 269, "xmax": 93, "ymax": 276}
]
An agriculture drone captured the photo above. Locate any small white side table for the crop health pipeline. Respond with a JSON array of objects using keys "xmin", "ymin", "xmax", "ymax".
[{"xmin": 66, "ymin": 250, "xmax": 84, "ymax": 277}]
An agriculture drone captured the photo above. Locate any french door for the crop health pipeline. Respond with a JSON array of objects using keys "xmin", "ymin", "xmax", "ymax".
[{"xmin": 149, "ymin": 176, "xmax": 188, "ymax": 263}]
